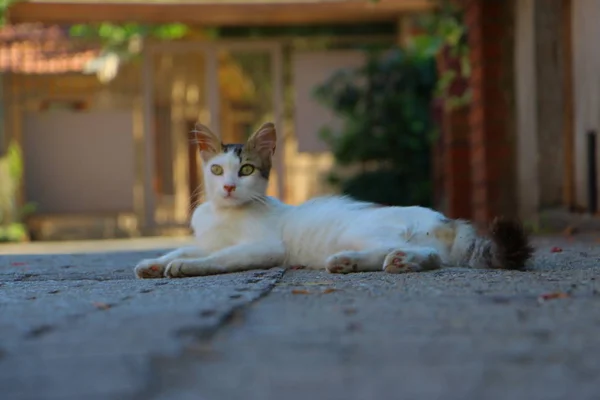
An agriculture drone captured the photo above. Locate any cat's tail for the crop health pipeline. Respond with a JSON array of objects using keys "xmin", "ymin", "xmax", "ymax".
[{"xmin": 449, "ymin": 217, "xmax": 534, "ymax": 270}]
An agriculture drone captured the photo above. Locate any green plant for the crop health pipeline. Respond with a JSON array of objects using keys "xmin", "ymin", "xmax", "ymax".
[
  {"xmin": 0, "ymin": 141, "xmax": 36, "ymax": 242},
  {"xmin": 315, "ymin": 48, "xmax": 437, "ymax": 206},
  {"xmin": 68, "ymin": 23, "xmax": 193, "ymax": 81},
  {"xmin": 0, "ymin": 0, "xmax": 20, "ymax": 26},
  {"xmin": 410, "ymin": 0, "xmax": 471, "ymax": 111}
]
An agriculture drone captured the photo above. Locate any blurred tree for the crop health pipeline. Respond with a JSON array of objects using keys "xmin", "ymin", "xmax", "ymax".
[
  {"xmin": 311, "ymin": 0, "xmax": 470, "ymax": 208},
  {"xmin": 69, "ymin": 23, "xmax": 193, "ymax": 67},
  {"xmin": 315, "ymin": 48, "xmax": 437, "ymax": 206}
]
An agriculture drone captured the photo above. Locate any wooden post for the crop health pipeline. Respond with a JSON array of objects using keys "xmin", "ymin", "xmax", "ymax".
[
  {"xmin": 272, "ymin": 44, "xmax": 285, "ymax": 201},
  {"xmin": 562, "ymin": 0, "xmax": 575, "ymax": 210},
  {"xmin": 141, "ymin": 48, "xmax": 156, "ymax": 232}
]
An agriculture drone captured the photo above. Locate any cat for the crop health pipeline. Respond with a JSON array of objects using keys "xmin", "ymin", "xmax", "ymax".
[{"xmin": 135, "ymin": 122, "xmax": 533, "ymax": 279}]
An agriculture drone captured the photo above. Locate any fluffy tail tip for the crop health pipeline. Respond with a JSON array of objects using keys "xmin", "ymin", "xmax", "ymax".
[{"xmin": 490, "ymin": 217, "xmax": 534, "ymax": 271}]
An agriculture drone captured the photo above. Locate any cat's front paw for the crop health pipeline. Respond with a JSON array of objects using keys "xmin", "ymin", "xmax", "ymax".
[
  {"xmin": 164, "ymin": 260, "xmax": 186, "ymax": 278},
  {"xmin": 326, "ymin": 253, "xmax": 358, "ymax": 274},
  {"xmin": 135, "ymin": 259, "xmax": 168, "ymax": 279}
]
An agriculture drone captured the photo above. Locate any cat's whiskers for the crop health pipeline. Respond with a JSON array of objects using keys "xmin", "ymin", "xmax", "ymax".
[
  {"xmin": 249, "ymin": 194, "xmax": 269, "ymax": 207},
  {"xmin": 188, "ymin": 186, "xmax": 206, "ymax": 214}
]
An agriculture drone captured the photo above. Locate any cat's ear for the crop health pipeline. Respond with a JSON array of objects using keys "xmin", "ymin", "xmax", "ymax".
[
  {"xmin": 247, "ymin": 122, "xmax": 276, "ymax": 158},
  {"xmin": 193, "ymin": 123, "xmax": 221, "ymax": 161}
]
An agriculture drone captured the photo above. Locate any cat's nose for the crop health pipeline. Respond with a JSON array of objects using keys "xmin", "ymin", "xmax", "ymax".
[{"xmin": 223, "ymin": 184, "xmax": 236, "ymax": 194}]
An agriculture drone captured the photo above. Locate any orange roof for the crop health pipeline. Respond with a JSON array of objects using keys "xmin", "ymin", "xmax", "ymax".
[{"xmin": 0, "ymin": 23, "xmax": 100, "ymax": 74}]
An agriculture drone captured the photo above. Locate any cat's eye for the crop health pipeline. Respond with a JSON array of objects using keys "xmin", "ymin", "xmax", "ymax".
[
  {"xmin": 239, "ymin": 164, "xmax": 255, "ymax": 176},
  {"xmin": 210, "ymin": 164, "xmax": 224, "ymax": 175}
]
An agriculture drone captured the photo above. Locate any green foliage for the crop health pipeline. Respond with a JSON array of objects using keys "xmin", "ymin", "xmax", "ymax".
[
  {"xmin": 410, "ymin": 0, "xmax": 471, "ymax": 111},
  {"xmin": 70, "ymin": 23, "xmax": 190, "ymax": 49},
  {"xmin": 339, "ymin": 169, "xmax": 432, "ymax": 207},
  {"xmin": 0, "ymin": 0, "xmax": 20, "ymax": 26},
  {"xmin": 315, "ymin": 48, "xmax": 437, "ymax": 206},
  {"xmin": 69, "ymin": 23, "xmax": 192, "ymax": 61},
  {"xmin": 0, "ymin": 223, "xmax": 28, "ymax": 243},
  {"xmin": 7, "ymin": 140, "xmax": 24, "ymax": 181},
  {"xmin": 0, "ymin": 141, "xmax": 36, "ymax": 242}
]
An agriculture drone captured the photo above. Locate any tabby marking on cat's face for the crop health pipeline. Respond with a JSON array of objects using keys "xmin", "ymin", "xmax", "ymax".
[{"xmin": 194, "ymin": 122, "xmax": 276, "ymax": 208}]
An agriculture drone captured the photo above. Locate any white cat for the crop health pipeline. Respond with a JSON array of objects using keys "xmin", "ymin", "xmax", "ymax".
[{"xmin": 135, "ymin": 122, "xmax": 533, "ymax": 279}]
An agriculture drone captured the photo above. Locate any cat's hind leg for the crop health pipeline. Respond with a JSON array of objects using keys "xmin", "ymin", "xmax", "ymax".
[
  {"xmin": 165, "ymin": 241, "xmax": 285, "ymax": 278},
  {"xmin": 383, "ymin": 246, "xmax": 441, "ymax": 274},
  {"xmin": 135, "ymin": 246, "xmax": 207, "ymax": 279},
  {"xmin": 325, "ymin": 246, "xmax": 442, "ymax": 274},
  {"xmin": 326, "ymin": 247, "xmax": 393, "ymax": 274}
]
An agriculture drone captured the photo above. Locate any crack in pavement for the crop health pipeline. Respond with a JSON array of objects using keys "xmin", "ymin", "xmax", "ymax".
[
  {"xmin": 1, "ymin": 244, "xmax": 288, "ymax": 400},
  {"xmin": 131, "ymin": 268, "xmax": 287, "ymax": 400}
]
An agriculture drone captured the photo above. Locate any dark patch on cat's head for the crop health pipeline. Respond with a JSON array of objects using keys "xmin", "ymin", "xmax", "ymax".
[
  {"xmin": 242, "ymin": 146, "xmax": 272, "ymax": 179},
  {"xmin": 221, "ymin": 142, "xmax": 272, "ymax": 179},
  {"xmin": 222, "ymin": 143, "xmax": 244, "ymax": 160},
  {"xmin": 196, "ymin": 122, "xmax": 276, "ymax": 180}
]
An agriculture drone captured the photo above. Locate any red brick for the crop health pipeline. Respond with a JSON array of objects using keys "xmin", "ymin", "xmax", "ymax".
[{"xmin": 439, "ymin": 0, "xmax": 517, "ymax": 224}]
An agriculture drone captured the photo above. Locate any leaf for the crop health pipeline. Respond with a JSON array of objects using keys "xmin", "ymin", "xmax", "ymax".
[
  {"xmin": 550, "ymin": 247, "xmax": 563, "ymax": 253},
  {"xmin": 322, "ymin": 288, "xmax": 338, "ymax": 294},
  {"xmin": 93, "ymin": 302, "xmax": 112, "ymax": 310},
  {"xmin": 291, "ymin": 289, "xmax": 310, "ymax": 295},
  {"xmin": 538, "ymin": 292, "xmax": 570, "ymax": 302}
]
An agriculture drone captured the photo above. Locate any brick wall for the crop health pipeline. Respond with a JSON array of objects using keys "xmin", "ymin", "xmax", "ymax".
[
  {"xmin": 464, "ymin": 0, "xmax": 518, "ymax": 226},
  {"xmin": 434, "ymin": 47, "xmax": 472, "ymax": 220}
]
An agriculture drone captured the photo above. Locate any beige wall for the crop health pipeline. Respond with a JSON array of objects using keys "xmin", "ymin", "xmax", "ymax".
[
  {"xmin": 515, "ymin": 0, "xmax": 539, "ymax": 220},
  {"xmin": 292, "ymin": 50, "xmax": 366, "ymax": 153},
  {"xmin": 573, "ymin": 0, "xmax": 600, "ymax": 210},
  {"xmin": 22, "ymin": 111, "xmax": 135, "ymax": 214},
  {"xmin": 535, "ymin": 0, "xmax": 566, "ymax": 208},
  {"xmin": 515, "ymin": 0, "xmax": 572, "ymax": 219}
]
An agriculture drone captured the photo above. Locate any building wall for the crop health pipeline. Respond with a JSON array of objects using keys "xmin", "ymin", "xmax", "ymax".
[
  {"xmin": 514, "ymin": 0, "xmax": 569, "ymax": 220},
  {"xmin": 22, "ymin": 111, "xmax": 135, "ymax": 214},
  {"xmin": 514, "ymin": 0, "xmax": 539, "ymax": 220},
  {"xmin": 572, "ymin": 0, "xmax": 600, "ymax": 211},
  {"xmin": 534, "ymin": 0, "xmax": 566, "ymax": 209}
]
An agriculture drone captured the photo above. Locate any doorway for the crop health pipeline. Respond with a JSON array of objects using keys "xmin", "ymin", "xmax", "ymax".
[{"xmin": 142, "ymin": 41, "xmax": 284, "ymax": 229}]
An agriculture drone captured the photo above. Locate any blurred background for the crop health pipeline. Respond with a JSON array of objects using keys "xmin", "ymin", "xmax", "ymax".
[{"xmin": 0, "ymin": 0, "xmax": 595, "ymax": 243}]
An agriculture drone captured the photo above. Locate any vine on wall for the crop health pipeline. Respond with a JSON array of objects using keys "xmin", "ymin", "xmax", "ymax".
[{"xmin": 410, "ymin": 0, "xmax": 471, "ymax": 112}]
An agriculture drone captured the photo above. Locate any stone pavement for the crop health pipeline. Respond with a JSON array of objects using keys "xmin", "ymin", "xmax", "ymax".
[{"xmin": 1, "ymin": 236, "xmax": 600, "ymax": 400}]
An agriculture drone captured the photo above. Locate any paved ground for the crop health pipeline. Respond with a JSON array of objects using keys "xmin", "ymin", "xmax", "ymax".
[{"xmin": 1, "ymin": 235, "xmax": 600, "ymax": 400}]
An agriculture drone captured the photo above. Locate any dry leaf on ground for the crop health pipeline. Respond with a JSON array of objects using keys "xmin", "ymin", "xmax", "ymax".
[
  {"xmin": 93, "ymin": 302, "xmax": 112, "ymax": 310},
  {"xmin": 550, "ymin": 247, "xmax": 563, "ymax": 253},
  {"xmin": 322, "ymin": 288, "xmax": 337, "ymax": 294},
  {"xmin": 538, "ymin": 292, "xmax": 570, "ymax": 302},
  {"xmin": 291, "ymin": 289, "xmax": 310, "ymax": 295}
]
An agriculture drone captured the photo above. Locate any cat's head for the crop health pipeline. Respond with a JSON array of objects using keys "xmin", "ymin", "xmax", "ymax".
[{"xmin": 193, "ymin": 122, "xmax": 276, "ymax": 208}]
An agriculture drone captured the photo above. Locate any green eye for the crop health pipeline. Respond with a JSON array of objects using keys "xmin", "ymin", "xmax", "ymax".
[
  {"xmin": 239, "ymin": 164, "xmax": 255, "ymax": 176},
  {"xmin": 210, "ymin": 164, "xmax": 223, "ymax": 175}
]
